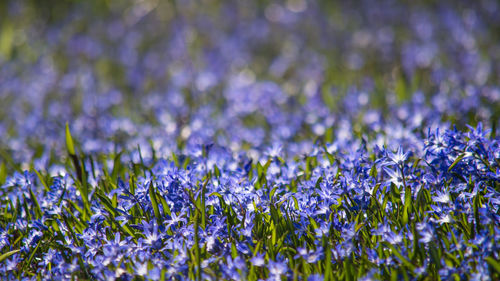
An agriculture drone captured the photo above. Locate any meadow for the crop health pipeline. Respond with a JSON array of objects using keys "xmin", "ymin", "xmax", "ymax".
[{"xmin": 0, "ymin": 1, "xmax": 499, "ymax": 280}]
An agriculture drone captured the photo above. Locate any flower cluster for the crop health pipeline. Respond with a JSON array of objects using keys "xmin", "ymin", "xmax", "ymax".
[
  {"xmin": 0, "ymin": 0, "xmax": 499, "ymax": 280},
  {"xmin": 1, "ymin": 123, "xmax": 498, "ymax": 280}
]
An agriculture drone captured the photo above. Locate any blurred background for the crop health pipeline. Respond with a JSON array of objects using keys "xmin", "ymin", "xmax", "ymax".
[{"xmin": 0, "ymin": 0, "xmax": 499, "ymax": 169}]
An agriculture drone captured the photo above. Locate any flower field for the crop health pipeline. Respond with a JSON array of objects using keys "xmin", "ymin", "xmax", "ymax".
[{"xmin": 0, "ymin": 1, "xmax": 499, "ymax": 280}]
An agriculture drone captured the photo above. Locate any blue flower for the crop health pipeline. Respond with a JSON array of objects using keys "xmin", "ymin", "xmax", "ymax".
[
  {"xmin": 384, "ymin": 168, "xmax": 404, "ymax": 188},
  {"xmin": 387, "ymin": 146, "xmax": 410, "ymax": 166},
  {"xmin": 267, "ymin": 260, "xmax": 287, "ymax": 279},
  {"xmin": 250, "ymin": 252, "xmax": 265, "ymax": 267}
]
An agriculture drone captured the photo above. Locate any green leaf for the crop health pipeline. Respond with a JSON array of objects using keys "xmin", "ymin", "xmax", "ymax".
[
  {"xmin": 309, "ymin": 217, "xmax": 319, "ymax": 230},
  {"xmin": 159, "ymin": 195, "xmax": 171, "ymax": 217},
  {"xmin": 473, "ymin": 193, "xmax": 482, "ymax": 234},
  {"xmin": 65, "ymin": 122, "xmax": 76, "ymax": 155},
  {"xmin": 271, "ymin": 222, "xmax": 277, "ymax": 245},
  {"xmin": 34, "ymin": 169, "xmax": 50, "ymax": 192},
  {"xmin": 171, "ymin": 152, "xmax": 179, "ymax": 167},
  {"xmin": 26, "ymin": 241, "xmax": 42, "ymax": 269},
  {"xmin": 486, "ymin": 257, "xmax": 500, "ymax": 274},
  {"xmin": 448, "ymin": 153, "xmax": 465, "ymax": 172},
  {"xmin": 322, "ymin": 145, "xmax": 335, "ymax": 165},
  {"xmin": 343, "ymin": 259, "xmax": 354, "ymax": 281},
  {"xmin": 28, "ymin": 188, "xmax": 43, "ymax": 219},
  {"xmin": 208, "ymin": 192, "xmax": 223, "ymax": 198},
  {"xmin": 291, "ymin": 196, "xmax": 299, "ymax": 210},
  {"xmin": 201, "ymin": 177, "xmax": 209, "ymax": 229},
  {"xmin": 73, "ymin": 180, "xmax": 90, "ymax": 220},
  {"xmin": 324, "ymin": 244, "xmax": 332, "ymax": 281},
  {"xmin": 193, "ymin": 212, "xmax": 201, "ymax": 281},
  {"xmin": 94, "ymin": 192, "xmax": 137, "ymax": 238},
  {"xmin": 214, "ymin": 165, "xmax": 221, "ymax": 178},
  {"xmin": 95, "ymin": 192, "xmax": 117, "ymax": 216},
  {"xmin": 61, "ymin": 213, "xmax": 80, "ymax": 247},
  {"xmin": 0, "ymin": 249, "xmax": 20, "ymax": 263},
  {"xmin": 22, "ymin": 194, "xmax": 32, "ymax": 221},
  {"xmin": 395, "ymin": 74, "xmax": 409, "ymax": 103},
  {"xmin": 314, "ymin": 177, "xmax": 323, "ymax": 189},
  {"xmin": 149, "ymin": 183, "xmax": 161, "ymax": 224},
  {"xmin": 324, "ymin": 127, "xmax": 333, "ymax": 143},
  {"xmin": 0, "ymin": 162, "xmax": 6, "ymax": 185},
  {"xmin": 369, "ymin": 165, "xmax": 377, "ymax": 178},
  {"xmin": 384, "ymin": 243, "xmax": 416, "ymax": 271},
  {"xmin": 269, "ymin": 185, "xmax": 279, "ymax": 201},
  {"xmin": 402, "ymin": 186, "xmax": 412, "ymax": 225},
  {"xmin": 110, "ymin": 151, "xmax": 124, "ymax": 181},
  {"xmin": 0, "ymin": 21, "xmax": 14, "ymax": 59}
]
